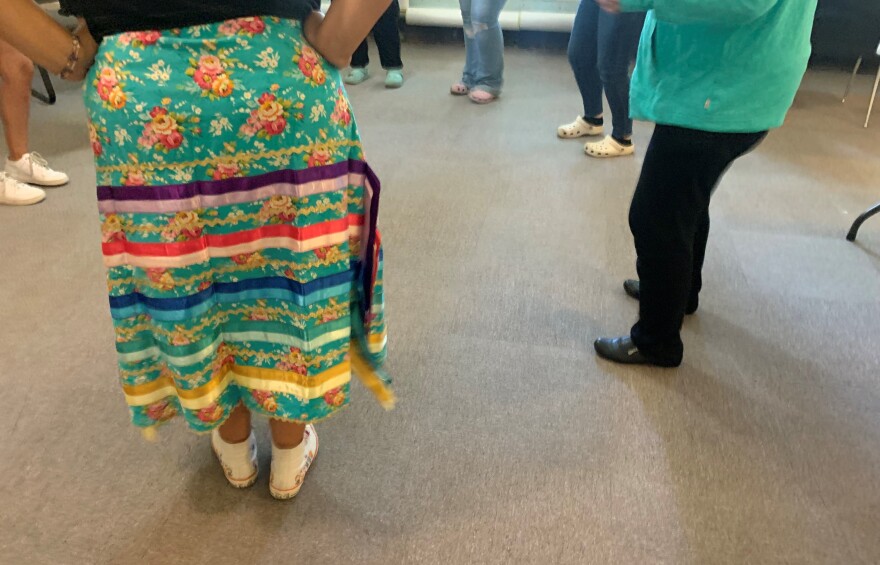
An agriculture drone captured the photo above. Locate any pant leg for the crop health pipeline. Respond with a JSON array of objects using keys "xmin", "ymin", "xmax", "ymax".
[
  {"xmin": 460, "ymin": 0, "xmax": 479, "ymax": 87},
  {"xmin": 596, "ymin": 9, "xmax": 645, "ymax": 139},
  {"xmin": 373, "ymin": 0, "xmax": 403, "ymax": 70},
  {"xmin": 688, "ymin": 208, "xmax": 710, "ymax": 312},
  {"xmin": 567, "ymin": 0, "xmax": 603, "ymax": 119},
  {"xmin": 628, "ymin": 125, "xmax": 767, "ymax": 366},
  {"xmin": 351, "ymin": 39, "xmax": 370, "ymax": 69},
  {"xmin": 466, "ymin": 0, "xmax": 508, "ymax": 95}
]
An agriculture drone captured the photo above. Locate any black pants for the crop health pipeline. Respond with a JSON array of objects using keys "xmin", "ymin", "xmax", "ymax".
[
  {"xmin": 351, "ymin": 0, "xmax": 403, "ymax": 70},
  {"xmin": 629, "ymin": 125, "xmax": 767, "ymax": 366}
]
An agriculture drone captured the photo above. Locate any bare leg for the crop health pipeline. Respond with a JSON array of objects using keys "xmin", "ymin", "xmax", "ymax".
[
  {"xmin": 0, "ymin": 38, "xmax": 33, "ymax": 161},
  {"xmin": 269, "ymin": 419, "xmax": 306, "ymax": 449},
  {"xmin": 218, "ymin": 402, "xmax": 252, "ymax": 443}
]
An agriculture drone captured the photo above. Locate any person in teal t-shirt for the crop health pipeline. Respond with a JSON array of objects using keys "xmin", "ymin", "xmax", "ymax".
[{"xmin": 592, "ymin": 0, "xmax": 818, "ymax": 367}]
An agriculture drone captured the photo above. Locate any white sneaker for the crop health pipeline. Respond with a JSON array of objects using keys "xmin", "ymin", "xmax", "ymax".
[
  {"xmin": 558, "ymin": 116, "xmax": 603, "ymax": 139},
  {"xmin": 5, "ymin": 152, "xmax": 69, "ymax": 187},
  {"xmin": 0, "ymin": 172, "xmax": 46, "ymax": 206},
  {"xmin": 585, "ymin": 135, "xmax": 635, "ymax": 158},
  {"xmin": 269, "ymin": 424, "xmax": 318, "ymax": 500},
  {"xmin": 211, "ymin": 429, "xmax": 259, "ymax": 488}
]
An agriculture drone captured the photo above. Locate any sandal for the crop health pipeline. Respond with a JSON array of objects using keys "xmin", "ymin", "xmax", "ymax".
[
  {"xmin": 558, "ymin": 116, "xmax": 603, "ymax": 139},
  {"xmin": 468, "ymin": 89, "xmax": 497, "ymax": 105},
  {"xmin": 585, "ymin": 136, "xmax": 635, "ymax": 158},
  {"xmin": 450, "ymin": 82, "xmax": 470, "ymax": 96}
]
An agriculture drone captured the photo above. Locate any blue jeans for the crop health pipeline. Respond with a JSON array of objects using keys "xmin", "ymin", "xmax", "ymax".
[
  {"xmin": 568, "ymin": 0, "xmax": 644, "ymax": 139},
  {"xmin": 460, "ymin": 0, "xmax": 508, "ymax": 95}
]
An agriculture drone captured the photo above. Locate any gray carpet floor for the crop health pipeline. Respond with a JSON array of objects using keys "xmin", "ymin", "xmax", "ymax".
[{"xmin": 1, "ymin": 43, "xmax": 879, "ymax": 565}]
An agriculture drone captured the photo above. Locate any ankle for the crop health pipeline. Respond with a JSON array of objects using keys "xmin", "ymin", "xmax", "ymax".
[
  {"xmin": 583, "ymin": 115, "xmax": 604, "ymax": 127},
  {"xmin": 272, "ymin": 436, "xmax": 304, "ymax": 450},
  {"xmin": 612, "ymin": 135, "xmax": 633, "ymax": 147},
  {"xmin": 218, "ymin": 427, "xmax": 250, "ymax": 444}
]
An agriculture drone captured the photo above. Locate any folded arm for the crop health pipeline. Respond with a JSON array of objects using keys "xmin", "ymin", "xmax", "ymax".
[
  {"xmin": 303, "ymin": 0, "xmax": 393, "ymax": 68},
  {"xmin": 1, "ymin": 0, "xmax": 97, "ymax": 80}
]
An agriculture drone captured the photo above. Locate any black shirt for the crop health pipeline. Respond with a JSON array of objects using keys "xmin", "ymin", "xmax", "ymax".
[{"xmin": 60, "ymin": 0, "xmax": 319, "ymax": 39}]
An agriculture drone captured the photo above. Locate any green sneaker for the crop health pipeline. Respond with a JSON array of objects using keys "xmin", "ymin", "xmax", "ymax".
[
  {"xmin": 385, "ymin": 69, "xmax": 404, "ymax": 89},
  {"xmin": 344, "ymin": 67, "xmax": 369, "ymax": 85}
]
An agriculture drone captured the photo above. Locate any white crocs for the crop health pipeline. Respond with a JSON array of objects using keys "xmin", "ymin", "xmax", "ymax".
[
  {"xmin": 585, "ymin": 135, "xmax": 635, "ymax": 158},
  {"xmin": 269, "ymin": 424, "xmax": 318, "ymax": 500},
  {"xmin": 558, "ymin": 116, "xmax": 603, "ymax": 139},
  {"xmin": 211, "ymin": 430, "xmax": 259, "ymax": 488}
]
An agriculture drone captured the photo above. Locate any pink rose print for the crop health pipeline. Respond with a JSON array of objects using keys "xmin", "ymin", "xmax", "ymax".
[
  {"xmin": 187, "ymin": 54, "xmax": 234, "ymax": 98},
  {"xmin": 101, "ymin": 214, "xmax": 126, "ymax": 243},
  {"xmin": 122, "ymin": 170, "xmax": 146, "ymax": 186},
  {"xmin": 197, "ymin": 404, "xmax": 224, "ymax": 423},
  {"xmin": 139, "ymin": 107, "xmax": 189, "ymax": 152},
  {"xmin": 251, "ymin": 390, "xmax": 278, "ymax": 413},
  {"xmin": 307, "ymin": 147, "xmax": 332, "ymax": 168},
  {"xmin": 145, "ymin": 400, "xmax": 177, "ymax": 422},
  {"xmin": 238, "ymin": 17, "xmax": 266, "ymax": 34},
  {"xmin": 240, "ymin": 92, "xmax": 293, "ymax": 139},
  {"xmin": 218, "ymin": 20, "xmax": 241, "ymax": 36},
  {"xmin": 163, "ymin": 211, "xmax": 203, "ymax": 242},
  {"xmin": 324, "ymin": 387, "xmax": 346, "ymax": 408},
  {"xmin": 294, "ymin": 46, "xmax": 327, "ymax": 86},
  {"xmin": 120, "ymin": 30, "xmax": 160, "ymax": 48},
  {"xmin": 264, "ymin": 118, "xmax": 286, "ymax": 136},
  {"xmin": 211, "ymin": 161, "xmax": 240, "ymax": 181},
  {"xmin": 330, "ymin": 91, "xmax": 352, "ymax": 127},
  {"xmin": 88, "ymin": 122, "xmax": 104, "ymax": 157},
  {"xmin": 94, "ymin": 67, "xmax": 127, "ymax": 110}
]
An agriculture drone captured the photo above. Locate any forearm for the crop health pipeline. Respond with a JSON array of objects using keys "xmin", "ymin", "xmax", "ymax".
[
  {"xmin": 305, "ymin": 0, "xmax": 393, "ymax": 68},
  {"xmin": 2, "ymin": 0, "xmax": 78, "ymax": 74},
  {"xmin": 620, "ymin": 0, "xmax": 779, "ymax": 24}
]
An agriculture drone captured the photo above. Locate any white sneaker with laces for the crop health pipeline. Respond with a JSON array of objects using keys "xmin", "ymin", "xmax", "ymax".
[
  {"xmin": 211, "ymin": 429, "xmax": 259, "ymax": 488},
  {"xmin": 269, "ymin": 424, "xmax": 318, "ymax": 500},
  {"xmin": 0, "ymin": 172, "xmax": 46, "ymax": 206},
  {"xmin": 5, "ymin": 152, "xmax": 69, "ymax": 187}
]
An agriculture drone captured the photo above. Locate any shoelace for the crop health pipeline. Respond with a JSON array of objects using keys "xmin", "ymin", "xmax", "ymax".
[
  {"xmin": 27, "ymin": 152, "xmax": 50, "ymax": 172},
  {"xmin": 0, "ymin": 171, "xmax": 37, "ymax": 192}
]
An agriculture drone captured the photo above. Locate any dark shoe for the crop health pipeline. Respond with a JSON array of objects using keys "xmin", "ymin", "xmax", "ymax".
[
  {"xmin": 594, "ymin": 336, "xmax": 680, "ymax": 367},
  {"xmin": 594, "ymin": 336, "xmax": 651, "ymax": 365},
  {"xmin": 623, "ymin": 279, "xmax": 698, "ymax": 315}
]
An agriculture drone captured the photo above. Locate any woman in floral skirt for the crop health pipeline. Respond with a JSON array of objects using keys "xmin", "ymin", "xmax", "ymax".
[{"xmin": 4, "ymin": 0, "xmax": 394, "ymax": 500}]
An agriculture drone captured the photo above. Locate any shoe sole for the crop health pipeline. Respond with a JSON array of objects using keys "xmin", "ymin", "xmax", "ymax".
[
  {"xmin": 211, "ymin": 443, "xmax": 258, "ymax": 489},
  {"xmin": 557, "ymin": 127, "xmax": 603, "ymax": 139},
  {"xmin": 585, "ymin": 148, "xmax": 635, "ymax": 158},
  {"xmin": 269, "ymin": 428, "xmax": 319, "ymax": 501},
  {"xmin": 468, "ymin": 95, "xmax": 497, "ymax": 105},
  {"xmin": 0, "ymin": 194, "xmax": 46, "ymax": 206},
  {"xmin": 31, "ymin": 178, "xmax": 69, "ymax": 187},
  {"xmin": 7, "ymin": 174, "xmax": 69, "ymax": 187}
]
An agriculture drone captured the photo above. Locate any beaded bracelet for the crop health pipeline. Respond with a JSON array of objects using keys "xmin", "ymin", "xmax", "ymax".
[{"xmin": 59, "ymin": 32, "xmax": 82, "ymax": 79}]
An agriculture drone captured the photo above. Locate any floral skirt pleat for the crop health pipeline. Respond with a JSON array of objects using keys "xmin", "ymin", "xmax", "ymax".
[{"xmin": 84, "ymin": 17, "xmax": 391, "ymax": 433}]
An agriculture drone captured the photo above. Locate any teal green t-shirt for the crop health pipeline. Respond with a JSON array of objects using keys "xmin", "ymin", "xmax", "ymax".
[{"xmin": 620, "ymin": 0, "xmax": 818, "ymax": 132}]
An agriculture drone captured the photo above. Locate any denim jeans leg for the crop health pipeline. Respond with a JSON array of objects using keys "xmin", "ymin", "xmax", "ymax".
[
  {"xmin": 597, "ymin": 9, "xmax": 645, "ymax": 139},
  {"xmin": 463, "ymin": 0, "xmax": 508, "ymax": 95},
  {"xmin": 568, "ymin": 0, "xmax": 603, "ymax": 119}
]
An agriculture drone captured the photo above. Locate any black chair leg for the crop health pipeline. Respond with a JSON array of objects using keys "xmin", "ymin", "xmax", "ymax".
[
  {"xmin": 846, "ymin": 202, "xmax": 880, "ymax": 241},
  {"xmin": 30, "ymin": 65, "xmax": 56, "ymax": 105}
]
